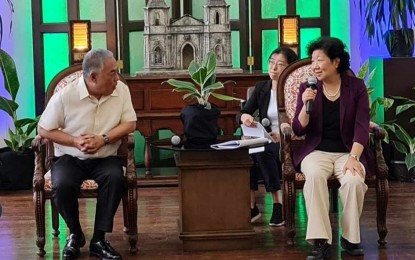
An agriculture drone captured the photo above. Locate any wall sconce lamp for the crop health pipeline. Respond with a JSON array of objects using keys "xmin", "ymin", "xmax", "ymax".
[
  {"xmin": 69, "ymin": 20, "xmax": 91, "ymax": 64},
  {"xmin": 278, "ymin": 15, "xmax": 300, "ymax": 56}
]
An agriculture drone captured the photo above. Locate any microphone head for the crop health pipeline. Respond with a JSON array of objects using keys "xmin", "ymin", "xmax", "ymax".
[
  {"xmin": 171, "ymin": 135, "xmax": 181, "ymax": 146},
  {"xmin": 261, "ymin": 118, "xmax": 270, "ymax": 127},
  {"xmin": 307, "ymin": 76, "xmax": 317, "ymax": 85}
]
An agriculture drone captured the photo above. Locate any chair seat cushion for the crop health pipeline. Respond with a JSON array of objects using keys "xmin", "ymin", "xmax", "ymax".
[{"xmin": 44, "ymin": 170, "xmax": 98, "ymax": 191}]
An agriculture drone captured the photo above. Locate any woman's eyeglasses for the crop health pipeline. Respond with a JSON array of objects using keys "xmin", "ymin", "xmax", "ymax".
[{"xmin": 268, "ymin": 59, "xmax": 287, "ymax": 68}]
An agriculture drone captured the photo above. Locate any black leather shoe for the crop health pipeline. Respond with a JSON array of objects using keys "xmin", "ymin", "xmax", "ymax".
[
  {"xmin": 341, "ymin": 236, "xmax": 364, "ymax": 256},
  {"xmin": 307, "ymin": 239, "xmax": 331, "ymax": 260},
  {"xmin": 63, "ymin": 233, "xmax": 83, "ymax": 260},
  {"xmin": 90, "ymin": 240, "xmax": 122, "ymax": 259}
]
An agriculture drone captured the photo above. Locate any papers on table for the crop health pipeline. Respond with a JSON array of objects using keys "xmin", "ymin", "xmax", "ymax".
[
  {"xmin": 210, "ymin": 123, "xmax": 272, "ymax": 153},
  {"xmin": 240, "ymin": 123, "xmax": 273, "ymax": 153},
  {"xmin": 241, "ymin": 123, "xmax": 272, "ymax": 140}
]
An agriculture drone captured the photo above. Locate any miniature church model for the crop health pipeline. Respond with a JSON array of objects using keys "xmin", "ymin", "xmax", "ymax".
[{"xmin": 142, "ymin": 0, "xmax": 238, "ymax": 73}]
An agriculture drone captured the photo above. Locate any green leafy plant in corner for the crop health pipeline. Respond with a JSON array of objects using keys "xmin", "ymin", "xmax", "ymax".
[
  {"xmin": 389, "ymin": 95, "xmax": 415, "ymax": 171},
  {"xmin": 163, "ymin": 51, "xmax": 241, "ymax": 109},
  {"xmin": 0, "ymin": 48, "xmax": 38, "ymax": 152},
  {"xmin": 356, "ymin": 0, "xmax": 415, "ymax": 46},
  {"xmin": 356, "ymin": 60, "xmax": 394, "ymax": 122}
]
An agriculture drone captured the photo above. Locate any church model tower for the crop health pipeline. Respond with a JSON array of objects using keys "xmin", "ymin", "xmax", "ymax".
[{"xmin": 143, "ymin": 0, "xmax": 235, "ymax": 73}]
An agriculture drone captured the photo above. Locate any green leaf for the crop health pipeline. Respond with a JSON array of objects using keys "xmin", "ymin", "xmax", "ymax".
[
  {"xmin": 203, "ymin": 52, "xmax": 217, "ymax": 85},
  {"xmin": 203, "ymin": 81, "xmax": 224, "ymax": 92},
  {"xmin": 405, "ymin": 154, "xmax": 415, "ymax": 171},
  {"xmin": 0, "ymin": 49, "xmax": 19, "ymax": 100},
  {"xmin": 392, "ymin": 140, "xmax": 409, "ymax": 154},
  {"xmin": 0, "ymin": 96, "xmax": 18, "ymax": 117},
  {"xmin": 211, "ymin": 92, "xmax": 242, "ymax": 101},
  {"xmin": 164, "ymin": 79, "xmax": 196, "ymax": 90},
  {"xmin": 357, "ymin": 60, "xmax": 369, "ymax": 79},
  {"xmin": 396, "ymin": 103, "xmax": 415, "ymax": 115},
  {"xmin": 188, "ymin": 60, "xmax": 200, "ymax": 76},
  {"xmin": 191, "ymin": 66, "xmax": 207, "ymax": 86}
]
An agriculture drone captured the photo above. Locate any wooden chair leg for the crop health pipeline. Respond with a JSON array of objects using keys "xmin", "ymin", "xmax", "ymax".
[
  {"xmin": 284, "ymin": 180, "xmax": 296, "ymax": 245},
  {"xmin": 35, "ymin": 191, "xmax": 46, "ymax": 257},
  {"xmin": 122, "ymin": 196, "xmax": 129, "ymax": 233},
  {"xmin": 330, "ymin": 188, "xmax": 338, "ymax": 213},
  {"xmin": 50, "ymin": 200, "xmax": 60, "ymax": 237},
  {"xmin": 376, "ymin": 178, "xmax": 389, "ymax": 247},
  {"xmin": 124, "ymin": 187, "xmax": 138, "ymax": 253}
]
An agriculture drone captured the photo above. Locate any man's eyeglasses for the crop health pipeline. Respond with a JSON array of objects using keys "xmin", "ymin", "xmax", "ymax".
[{"xmin": 268, "ymin": 59, "xmax": 287, "ymax": 67}]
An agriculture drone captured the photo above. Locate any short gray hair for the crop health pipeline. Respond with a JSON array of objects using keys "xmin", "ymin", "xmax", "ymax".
[{"xmin": 82, "ymin": 49, "xmax": 114, "ymax": 78}]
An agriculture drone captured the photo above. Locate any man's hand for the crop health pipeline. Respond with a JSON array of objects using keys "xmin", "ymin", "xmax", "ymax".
[{"xmin": 73, "ymin": 134, "xmax": 105, "ymax": 154}]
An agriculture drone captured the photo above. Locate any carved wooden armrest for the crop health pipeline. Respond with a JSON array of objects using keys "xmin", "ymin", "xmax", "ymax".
[
  {"xmin": 280, "ymin": 125, "xmax": 297, "ymax": 181},
  {"xmin": 370, "ymin": 124, "xmax": 386, "ymax": 140},
  {"xmin": 369, "ymin": 123, "xmax": 388, "ymax": 180},
  {"xmin": 124, "ymin": 133, "xmax": 136, "ymax": 188},
  {"xmin": 32, "ymin": 136, "xmax": 49, "ymax": 191}
]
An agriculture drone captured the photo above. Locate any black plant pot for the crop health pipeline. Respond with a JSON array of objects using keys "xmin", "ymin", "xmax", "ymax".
[
  {"xmin": 0, "ymin": 147, "xmax": 35, "ymax": 190},
  {"xmin": 384, "ymin": 29, "xmax": 415, "ymax": 57},
  {"xmin": 180, "ymin": 103, "xmax": 220, "ymax": 149},
  {"xmin": 390, "ymin": 160, "xmax": 415, "ymax": 183}
]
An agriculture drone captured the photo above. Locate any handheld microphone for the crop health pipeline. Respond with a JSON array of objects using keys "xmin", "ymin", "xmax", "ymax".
[
  {"xmin": 261, "ymin": 118, "xmax": 270, "ymax": 127},
  {"xmin": 306, "ymin": 76, "xmax": 318, "ymax": 114}
]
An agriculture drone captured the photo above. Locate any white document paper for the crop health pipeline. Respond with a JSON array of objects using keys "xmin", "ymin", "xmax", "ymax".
[
  {"xmin": 210, "ymin": 137, "xmax": 269, "ymax": 150},
  {"xmin": 240, "ymin": 123, "xmax": 272, "ymax": 153},
  {"xmin": 241, "ymin": 123, "xmax": 273, "ymax": 140}
]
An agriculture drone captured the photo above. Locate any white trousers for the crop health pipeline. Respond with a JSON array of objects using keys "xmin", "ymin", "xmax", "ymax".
[{"xmin": 301, "ymin": 150, "xmax": 368, "ymax": 245}]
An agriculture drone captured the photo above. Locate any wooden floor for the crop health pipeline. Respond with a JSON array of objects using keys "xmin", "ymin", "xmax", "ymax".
[{"xmin": 1, "ymin": 180, "xmax": 414, "ymax": 260}]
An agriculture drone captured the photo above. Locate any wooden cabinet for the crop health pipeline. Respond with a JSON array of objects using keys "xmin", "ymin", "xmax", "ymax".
[{"xmin": 175, "ymin": 148, "xmax": 255, "ymax": 251}]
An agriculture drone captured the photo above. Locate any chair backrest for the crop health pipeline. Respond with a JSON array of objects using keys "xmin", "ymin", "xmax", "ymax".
[
  {"xmin": 46, "ymin": 64, "xmax": 84, "ymax": 105},
  {"xmin": 276, "ymin": 58, "xmax": 355, "ymax": 131},
  {"xmin": 276, "ymin": 58, "xmax": 314, "ymax": 126}
]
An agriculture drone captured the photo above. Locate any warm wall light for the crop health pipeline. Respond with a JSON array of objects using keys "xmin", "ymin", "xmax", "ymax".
[
  {"xmin": 69, "ymin": 20, "xmax": 91, "ymax": 64},
  {"xmin": 278, "ymin": 15, "xmax": 300, "ymax": 56}
]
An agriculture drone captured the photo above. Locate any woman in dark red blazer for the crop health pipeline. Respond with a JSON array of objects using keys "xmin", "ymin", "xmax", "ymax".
[{"xmin": 292, "ymin": 37, "xmax": 369, "ymax": 259}]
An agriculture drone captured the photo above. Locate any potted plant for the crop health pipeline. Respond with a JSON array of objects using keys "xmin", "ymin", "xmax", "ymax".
[
  {"xmin": 388, "ymin": 96, "xmax": 415, "ymax": 182},
  {"xmin": 356, "ymin": 0, "xmax": 415, "ymax": 57},
  {"xmin": 0, "ymin": 48, "xmax": 38, "ymax": 190},
  {"xmin": 357, "ymin": 60, "xmax": 394, "ymax": 122},
  {"xmin": 164, "ymin": 51, "xmax": 241, "ymax": 149}
]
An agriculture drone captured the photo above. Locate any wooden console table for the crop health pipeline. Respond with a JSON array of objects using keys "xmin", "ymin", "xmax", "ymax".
[
  {"xmin": 174, "ymin": 148, "xmax": 255, "ymax": 251},
  {"xmin": 124, "ymin": 71, "xmax": 268, "ymax": 181}
]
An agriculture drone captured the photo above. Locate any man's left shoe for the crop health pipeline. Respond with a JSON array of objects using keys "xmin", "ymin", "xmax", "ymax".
[
  {"xmin": 90, "ymin": 240, "xmax": 122, "ymax": 259},
  {"xmin": 269, "ymin": 203, "xmax": 285, "ymax": 227},
  {"xmin": 340, "ymin": 236, "xmax": 364, "ymax": 256}
]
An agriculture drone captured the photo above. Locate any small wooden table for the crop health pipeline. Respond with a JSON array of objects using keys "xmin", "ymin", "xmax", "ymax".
[{"xmin": 172, "ymin": 147, "xmax": 255, "ymax": 251}]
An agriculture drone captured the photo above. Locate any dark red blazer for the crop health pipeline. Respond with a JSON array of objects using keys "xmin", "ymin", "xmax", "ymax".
[{"xmin": 292, "ymin": 74, "xmax": 375, "ymax": 177}]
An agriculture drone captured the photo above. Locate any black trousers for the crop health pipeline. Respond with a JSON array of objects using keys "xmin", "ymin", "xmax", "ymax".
[
  {"xmin": 250, "ymin": 142, "xmax": 282, "ymax": 192},
  {"xmin": 51, "ymin": 155, "xmax": 126, "ymax": 233}
]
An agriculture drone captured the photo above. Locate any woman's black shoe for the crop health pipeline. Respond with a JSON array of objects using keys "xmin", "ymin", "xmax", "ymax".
[
  {"xmin": 307, "ymin": 239, "xmax": 331, "ymax": 260},
  {"xmin": 89, "ymin": 240, "xmax": 122, "ymax": 259},
  {"xmin": 340, "ymin": 236, "xmax": 364, "ymax": 256}
]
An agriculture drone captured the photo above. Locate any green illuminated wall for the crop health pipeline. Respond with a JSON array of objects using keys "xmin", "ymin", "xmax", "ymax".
[{"xmin": 13, "ymin": 1, "xmax": 35, "ymax": 121}]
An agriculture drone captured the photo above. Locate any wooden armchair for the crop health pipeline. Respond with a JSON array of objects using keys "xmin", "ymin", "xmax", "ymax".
[
  {"xmin": 32, "ymin": 64, "xmax": 138, "ymax": 256},
  {"xmin": 276, "ymin": 58, "xmax": 389, "ymax": 246}
]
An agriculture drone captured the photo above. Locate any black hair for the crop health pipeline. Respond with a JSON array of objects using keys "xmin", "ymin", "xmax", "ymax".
[
  {"xmin": 268, "ymin": 47, "xmax": 298, "ymax": 64},
  {"xmin": 306, "ymin": 36, "xmax": 350, "ymax": 73}
]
